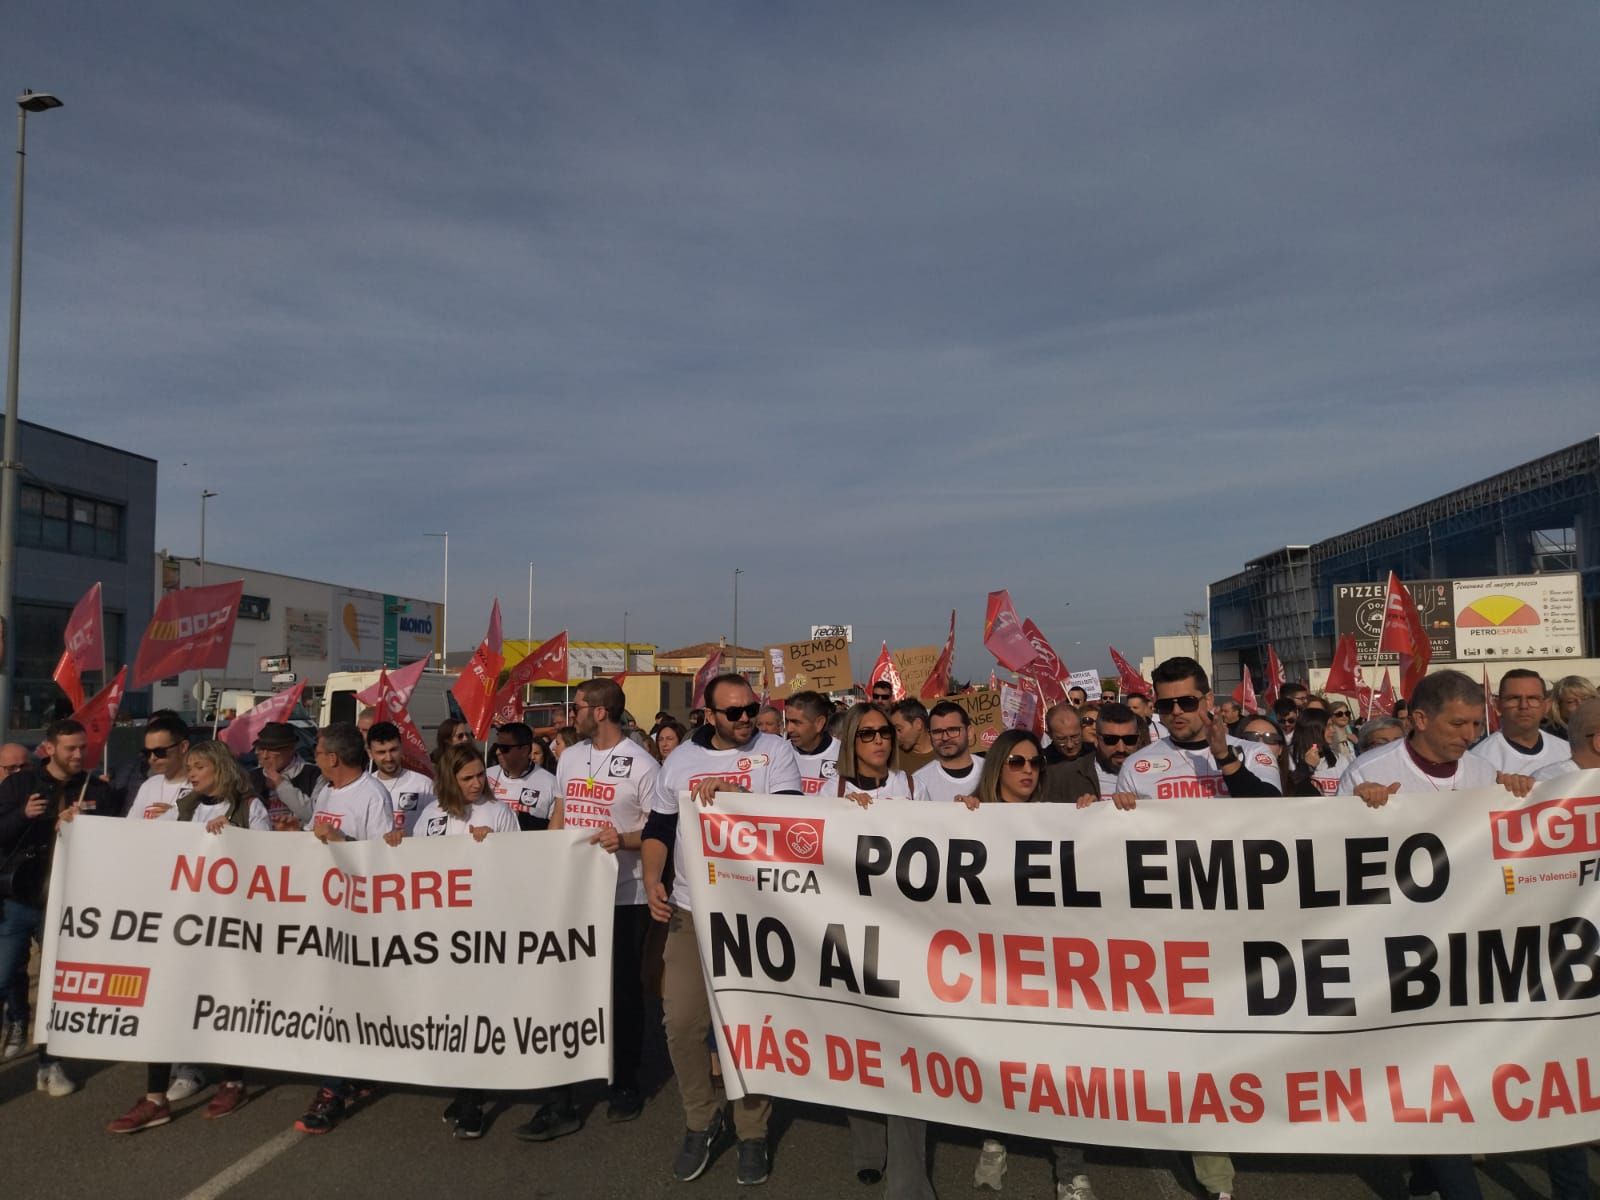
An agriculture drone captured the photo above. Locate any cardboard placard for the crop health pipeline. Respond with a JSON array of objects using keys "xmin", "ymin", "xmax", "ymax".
[
  {"xmin": 891, "ymin": 645, "xmax": 941, "ymax": 700},
  {"xmin": 764, "ymin": 635, "xmax": 852, "ymax": 698},
  {"xmin": 948, "ymin": 687, "xmax": 1003, "ymax": 748}
]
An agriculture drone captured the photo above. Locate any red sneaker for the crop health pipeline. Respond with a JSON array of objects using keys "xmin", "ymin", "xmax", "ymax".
[
  {"xmin": 107, "ymin": 1095, "xmax": 172, "ymax": 1135},
  {"xmin": 204, "ymin": 1082, "xmax": 248, "ymax": 1119}
]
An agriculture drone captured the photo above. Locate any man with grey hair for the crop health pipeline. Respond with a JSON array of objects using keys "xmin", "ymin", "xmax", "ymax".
[{"xmin": 1533, "ymin": 698, "xmax": 1600, "ymax": 780}]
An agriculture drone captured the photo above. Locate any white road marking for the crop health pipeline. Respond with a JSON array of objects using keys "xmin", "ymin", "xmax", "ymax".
[{"xmin": 176, "ymin": 1127, "xmax": 304, "ymax": 1200}]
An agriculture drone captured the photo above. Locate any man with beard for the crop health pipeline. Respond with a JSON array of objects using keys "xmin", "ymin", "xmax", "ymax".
[
  {"xmin": 1047, "ymin": 702, "xmax": 1140, "ymax": 804},
  {"xmin": 785, "ymin": 690, "xmax": 839, "ymax": 795},
  {"xmin": 912, "ymin": 702, "xmax": 983, "ymax": 803}
]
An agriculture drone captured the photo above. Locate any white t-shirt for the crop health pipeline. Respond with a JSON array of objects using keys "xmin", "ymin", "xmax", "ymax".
[
  {"xmin": 190, "ymin": 796, "xmax": 273, "ymax": 831},
  {"xmin": 1468, "ymin": 730, "xmax": 1571, "ymax": 776},
  {"xmin": 1093, "ymin": 761, "xmax": 1119, "ymax": 801},
  {"xmin": 794, "ymin": 736, "xmax": 842, "ymax": 797},
  {"xmin": 413, "ymin": 797, "xmax": 520, "ymax": 838},
  {"xmin": 833, "ymin": 771, "xmax": 912, "ymax": 801},
  {"xmin": 373, "ymin": 768, "xmax": 435, "ymax": 835},
  {"xmin": 1116, "ymin": 737, "xmax": 1281, "ymax": 799},
  {"xmin": 1337, "ymin": 737, "xmax": 1500, "ymax": 795},
  {"xmin": 126, "ymin": 774, "xmax": 191, "ymax": 821},
  {"xmin": 652, "ymin": 730, "xmax": 803, "ymax": 911},
  {"xmin": 555, "ymin": 737, "xmax": 661, "ymax": 907},
  {"xmin": 913, "ymin": 757, "xmax": 984, "ymax": 804},
  {"xmin": 311, "ymin": 774, "xmax": 395, "ymax": 841},
  {"xmin": 1309, "ymin": 756, "xmax": 1346, "ymax": 797},
  {"xmin": 486, "ymin": 764, "xmax": 558, "ymax": 822},
  {"xmin": 1533, "ymin": 758, "xmax": 1582, "ymax": 781}
]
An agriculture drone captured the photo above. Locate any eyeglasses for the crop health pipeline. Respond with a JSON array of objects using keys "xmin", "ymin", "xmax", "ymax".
[
  {"xmin": 715, "ymin": 702, "xmax": 761, "ymax": 722},
  {"xmin": 929, "ymin": 726, "xmax": 967, "ymax": 739},
  {"xmin": 0, "ymin": 762, "xmax": 25, "ymax": 774},
  {"xmin": 855, "ymin": 727, "xmax": 895, "ymax": 742},
  {"xmin": 1153, "ymin": 695, "xmax": 1205, "ymax": 716},
  {"xmin": 142, "ymin": 745, "xmax": 179, "ymax": 759},
  {"xmin": 1236, "ymin": 730, "xmax": 1284, "ymax": 747},
  {"xmin": 1097, "ymin": 732, "xmax": 1139, "ymax": 747},
  {"xmin": 1004, "ymin": 754, "xmax": 1045, "ymax": 769}
]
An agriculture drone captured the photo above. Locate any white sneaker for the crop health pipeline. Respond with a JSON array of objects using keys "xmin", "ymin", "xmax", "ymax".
[
  {"xmin": 37, "ymin": 1062, "xmax": 76, "ymax": 1097},
  {"xmin": 974, "ymin": 1139, "xmax": 1008, "ymax": 1190},
  {"xmin": 1058, "ymin": 1175, "xmax": 1098, "ymax": 1200},
  {"xmin": 1, "ymin": 1020, "xmax": 25, "ymax": 1060},
  {"xmin": 166, "ymin": 1065, "xmax": 206, "ymax": 1102}
]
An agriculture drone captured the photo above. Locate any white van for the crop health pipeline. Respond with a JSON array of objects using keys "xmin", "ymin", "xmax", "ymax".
[{"xmin": 318, "ymin": 671, "xmax": 456, "ymax": 742}]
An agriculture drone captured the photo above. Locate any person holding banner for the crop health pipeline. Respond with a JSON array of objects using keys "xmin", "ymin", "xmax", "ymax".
[
  {"xmin": 912, "ymin": 702, "xmax": 983, "ymax": 804},
  {"xmin": 95, "ymin": 741, "xmax": 270, "ymax": 1133},
  {"xmin": 0, "ymin": 718, "xmax": 112, "ymax": 1098},
  {"xmin": 641, "ymin": 674, "xmax": 802, "ymax": 1186},
  {"xmin": 1048, "ymin": 701, "xmax": 1141, "ymax": 806},
  {"xmin": 784, "ymin": 691, "xmax": 840, "ymax": 795},
  {"xmin": 366, "ymin": 721, "xmax": 435, "ymax": 835},
  {"xmin": 1468, "ymin": 670, "xmax": 1571, "ymax": 776},
  {"xmin": 249, "ymin": 722, "xmax": 323, "ymax": 829},
  {"xmin": 487, "ymin": 722, "xmax": 558, "ymax": 831},
  {"xmin": 123, "ymin": 716, "xmax": 193, "ymax": 821}
]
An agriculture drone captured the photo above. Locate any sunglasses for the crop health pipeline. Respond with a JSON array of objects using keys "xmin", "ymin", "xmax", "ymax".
[
  {"xmin": 715, "ymin": 702, "xmax": 762, "ymax": 722},
  {"xmin": 142, "ymin": 745, "xmax": 179, "ymax": 759},
  {"xmin": 1236, "ymin": 730, "xmax": 1284, "ymax": 747},
  {"xmin": 494, "ymin": 742, "xmax": 531, "ymax": 753},
  {"xmin": 1004, "ymin": 754, "xmax": 1045, "ymax": 770},
  {"xmin": 1097, "ymin": 732, "xmax": 1139, "ymax": 747},
  {"xmin": 855, "ymin": 727, "xmax": 894, "ymax": 742},
  {"xmin": 1153, "ymin": 695, "xmax": 1205, "ymax": 716}
]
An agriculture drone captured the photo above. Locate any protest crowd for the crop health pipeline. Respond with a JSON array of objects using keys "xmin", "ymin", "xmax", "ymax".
[{"xmin": 2, "ymin": 579, "xmax": 1599, "ymax": 1200}]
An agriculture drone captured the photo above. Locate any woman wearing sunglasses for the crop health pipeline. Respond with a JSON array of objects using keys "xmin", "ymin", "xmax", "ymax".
[
  {"xmin": 826, "ymin": 705, "xmax": 933, "ymax": 1199},
  {"xmin": 1234, "ymin": 715, "xmax": 1289, "ymax": 793}
]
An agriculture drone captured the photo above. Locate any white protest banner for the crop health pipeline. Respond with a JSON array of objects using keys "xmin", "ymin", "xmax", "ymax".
[
  {"xmin": 38, "ymin": 820, "xmax": 616, "ymax": 1090},
  {"xmin": 682, "ymin": 778, "xmax": 1600, "ymax": 1155},
  {"xmin": 1067, "ymin": 668, "xmax": 1103, "ymax": 701}
]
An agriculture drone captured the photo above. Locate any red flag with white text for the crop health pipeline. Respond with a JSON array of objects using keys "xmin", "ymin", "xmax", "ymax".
[
  {"xmin": 1233, "ymin": 665, "xmax": 1258, "ymax": 713},
  {"xmin": 867, "ymin": 643, "xmax": 904, "ymax": 702},
  {"xmin": 57, "ymin": 583, "xmax": 105, "ymax": 705},
  {"xmin": 220, "ymin": 683, "xmax": 306, "ymax": 756},
  {"xmin": 52, "ymin": 651, "xmax": 85, "ymax": 713},
  {"xmin": 1379, "ymin": 571, "xmax": 1432, "ymax": 700},
  {"xmin": 919, "ymin": 611, "xmax": 957, "ymax": 702},
  {"xmin": 486, "ymin": 632, "xmax": 571, "ymax": 727},
  {"xmin": 1019, "ymin": 618, "xmax": 1070, "ymax": 705},
  {"xmin": 1324, "ymin": 633, "xmax": 1361, "ymax": 696},
  {"xmin": 373, "ymin": 668, "xmax": 435, "ymax": 778},
  {"xmin": 1108, "ymin": 646, "xmax": 1151, "ymax": 698},
  {"xmin": 70, "ymin": 667, "xmax": 126, "ymax": 765},
  {"xmin": 356, "ymin": 657, "xmax": 429, "ymax": 707},
  {"xmin": 132, "ymin": 582, "xmax": 244, "ymax": 688},
  {"xmin": 692, "ymin": 648, "xmax": 724, "ymax": 709},
  {"xmin": 451, "ymin": 601, "xmax": 506, "ymax": 741},
  {"xmin": 983, "ymin": 590, "xmax": 1037, "ymax": 672}
]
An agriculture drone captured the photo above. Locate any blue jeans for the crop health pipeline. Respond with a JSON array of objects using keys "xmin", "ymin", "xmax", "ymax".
[{"xmin": 0, "ymin": 899, "xmax": 51, "ymax": 1065}]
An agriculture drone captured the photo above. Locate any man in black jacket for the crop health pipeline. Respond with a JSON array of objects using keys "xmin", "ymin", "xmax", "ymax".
[
  {"xmin": 0, "ymin": 718, "xmax": 112, "ymax": 1097},
  {"xmin": 248, "ymin": 722, "xmax": 323, "ymax": 828}
]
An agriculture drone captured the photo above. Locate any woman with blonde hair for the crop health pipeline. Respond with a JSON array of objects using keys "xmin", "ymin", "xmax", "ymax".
[{"xmin": 1551, "ymin": 676, "xmax": 1598, "ymax": 733}]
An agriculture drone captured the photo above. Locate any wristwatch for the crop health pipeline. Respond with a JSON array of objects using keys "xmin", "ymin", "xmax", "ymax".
[{"xmin": 1215, "ymin": 748, "xmax": 1239, "ymax": 768}]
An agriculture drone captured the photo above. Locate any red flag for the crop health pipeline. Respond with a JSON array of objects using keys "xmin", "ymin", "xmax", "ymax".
[
  {"xmin": 1379, "ymin": 571, "xmax": 1432, "ymax": 699},
  {"xmin": 1263, "ymin": 645, "xmax": 1285, "ymax": 707},
  {"xmin": 70, "ymin": 667, "xmax": 126, "ymax": 764},
  {"xmin": 132, "ymin": 581, "xmax": 244, "ymax": 687},
  {"xmin": 355, "ymin": 657, "xmax": 429, "ymax": 707},
  {"xmin": 867, "ymin": 642, "xmax": 904, "ymax": 701},
  {"xmin": 983, "ymin": 590, "xmax": 1036, "ymax": 672},
  {"xmin": 1377, "ymin": 669, "xmax": 1396, "ymax": 716},
  {"xmin": 1019, "ymin": 618, "xmax": 1070, "ymax": 705},
  {"xmin": 220, "ymin": 683, "xmax": 306, "ymax": 756},
  {"xmin": 1108, "ymin": 646, "xmax": 1151, "ymax": 698},
  {"xmin": 63, "ymin": 582, "xmax": 104, "ymax": 675},
  {"xmin": 1324, "ymin": 633, "xmax": 1361, "ymax": 695},
  {"xmin": 52, "ymin": 650, "xmax": 85, "ymax": 712},
  {"xmin": 451, "ymin": 601, "xmax": 507, "ymax": 741},
  {"xmin": 486, "ymin": 633, "xmax": 571, "ymax": 726},
  {"xmin": 919, "ymin": 611, "xmax": 957, "ymax": 702},
  {"xmin": 692, "ymin": 647, "xmax": 723, "ymax": 709},
  {"xmin": 372, "ymin": 668, "xmax": 435, "ymax": 778},
  {"xmin": 1232, "ymin": 665, "xmax": 1258, "ymax": 712},
  {"xmin": 1483, "ymin": 667, "xmax": 1500, "ymax": 734},
  {"xmin": 988, "ymin": 669, "xmax": 998, "ymax": 692}
]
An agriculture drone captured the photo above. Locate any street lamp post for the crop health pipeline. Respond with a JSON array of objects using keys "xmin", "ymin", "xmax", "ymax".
[
  {"xmin": 732, "ymin": 568, "xmax": 743, "ymax": 680},
  {"xmin": 197, "ymin": 489, "xmax": 218, "ymax": 719},
  {"xmin": 425, "ymin": 533, "xmax": 448, "ymax": 671},
  {"xmin": 526, "ymin": 562, "xmax": 533, "ymax": 642},
  {"xmin": 622, "ymin": 610, "xmax": 629, "ymax": 673},
  {"xmin": 0, "ymin": 90, "xmax": 63, "ymax": 739}
]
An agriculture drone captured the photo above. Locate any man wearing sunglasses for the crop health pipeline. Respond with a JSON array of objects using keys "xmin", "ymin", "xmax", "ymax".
[
  {"xmin": 913, "ymin": 702, "xmax": 984, "ymax": 804},
  {"xmin": 123, "ymin": 715, "xmax": 192, "ymax": 820},
  {"xmin": 1047, "ymin": 702, "xmax": 1142, "ymax": 805},
  {"xmin": 642, "ymin": 674, "xmax": 801, "ymax": 1187},
  {"xmin": 1113, "ymin": 657, "xmax": 1282, "ymax": 808},
  {"xmin": 487, "ymin": 721, "xmax": 557, "ymax": 831}
]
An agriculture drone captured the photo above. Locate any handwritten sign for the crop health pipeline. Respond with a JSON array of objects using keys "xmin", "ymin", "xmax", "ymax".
[{"xmin": 765, "ymin": 636, "xmax": 853, "ymax": 698}]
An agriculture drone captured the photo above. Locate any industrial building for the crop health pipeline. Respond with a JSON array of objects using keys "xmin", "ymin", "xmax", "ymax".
[{"xmin": 1211, "ymin": 436, "xmax": 1600, "ymax": 695}]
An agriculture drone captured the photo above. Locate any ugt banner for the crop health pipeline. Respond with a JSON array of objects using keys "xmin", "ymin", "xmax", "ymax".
[
  {"xmin": 682, "ymin": 779, "xmax": 1600, "ymax": 1155},
  {"xmin": 38, "ymin": 821, "xmax": 616, "ymax": 1089}
]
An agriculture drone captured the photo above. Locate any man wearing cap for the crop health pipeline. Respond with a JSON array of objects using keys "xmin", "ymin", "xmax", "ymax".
[{"xmin": 249, "ymin": 723, "xmax": 324, "ymax": 828}]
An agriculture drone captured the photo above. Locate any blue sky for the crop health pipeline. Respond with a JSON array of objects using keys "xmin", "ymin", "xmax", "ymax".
[{"xmin": 6, "ymin": 3, "xmax": 1597, "ymax": 677}]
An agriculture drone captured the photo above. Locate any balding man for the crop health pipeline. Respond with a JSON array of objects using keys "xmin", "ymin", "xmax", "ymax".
[
  {"xmin": 0, "ymin": 744, "xmax": 29, "ymax": 1060},
  {"xmin": 1042, "ymin": 704, "xmax": 1086, "ymax": 765},
  {"xmin": 1534, "ymin": 698, "xmax": 1600, "ymax": 780}
]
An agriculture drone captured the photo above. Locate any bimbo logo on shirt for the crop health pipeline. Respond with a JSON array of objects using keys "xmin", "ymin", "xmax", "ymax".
[
  {"xmin": 1489, "ymin": 795, "xmax": 1600, "ymax": 860},
  {"xmin": 701, "ymin": 813, "xmax": 825, "ymax": 865},
  {"xmin": 53, "ymin": 961, "xmax": 150, "ymax": 1007}
]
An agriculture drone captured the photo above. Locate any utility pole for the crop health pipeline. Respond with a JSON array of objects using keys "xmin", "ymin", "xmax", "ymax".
[{"xmin": 1182, "ymin": 610, "xmax": 1206, "ymax": 660}]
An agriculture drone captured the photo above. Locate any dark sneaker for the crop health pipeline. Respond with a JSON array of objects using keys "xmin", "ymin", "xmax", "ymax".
[
  {"xmin": 605, "ymin": 1085, "xmax": 644, "ymax": 1123},
  {"xmin": 294, "ymin": 1087, "xmax": 345, "ymax": 1135},
  {"xmin": 106, "ymin": 1095, "xmax": 172, "ymax": 1135},
  {"xmin": 672, "ymin": 1109, "xmax": 727, "ymax": 1182},
  {"xmin": 513, "ymin": 1100, "xmax": 581, "ymax": 1143},
  {"xmin": 442, "ymin": 1095, "xmax": 472, "ymax": 1125},
  {"xmin": 736, "ymin": 1138, "xmax": 771, "ymax": 1186},
  {"xmin": 452, "ymin": 1102, "xmax": 486, "ymax": 1140},
  {"xmin": 203, "ymin": 1082, "xmax": 248, "ymax": 1120}
]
